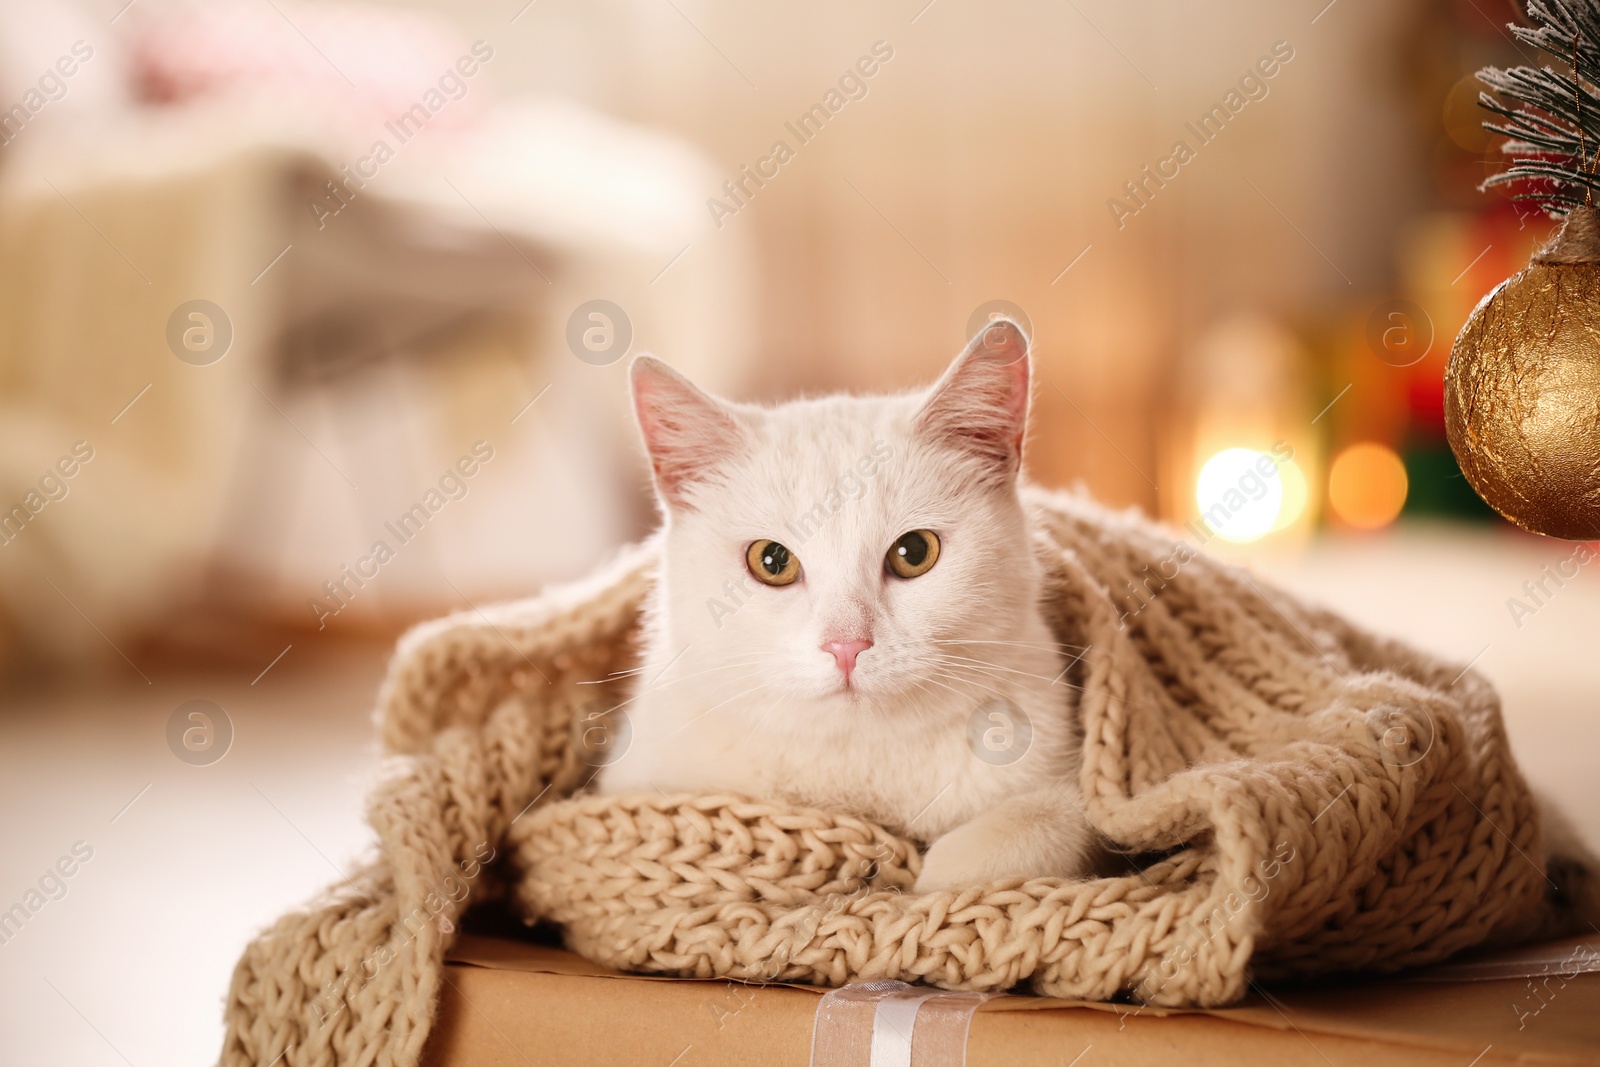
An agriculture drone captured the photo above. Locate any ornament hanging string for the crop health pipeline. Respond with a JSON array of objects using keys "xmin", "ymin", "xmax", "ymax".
[{"xmin": 1575, "ymin": 33, "xmax": 1600, "ymax": 206}]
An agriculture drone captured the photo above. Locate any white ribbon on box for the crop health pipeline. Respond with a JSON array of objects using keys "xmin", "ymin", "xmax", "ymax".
[{"xmin": 810, "ymin": 980, "xmax": 995, "ymax": 1067}]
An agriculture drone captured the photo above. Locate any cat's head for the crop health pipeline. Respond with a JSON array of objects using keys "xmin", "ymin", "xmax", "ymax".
[{"xmin": 630, "ymin": 319, "xmax": 1042, "ymax": 707}]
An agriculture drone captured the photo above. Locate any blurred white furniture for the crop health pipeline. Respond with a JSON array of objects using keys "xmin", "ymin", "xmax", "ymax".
[{"xmin": 0, "ymin": 94, "xmax": 754, "ymax": 664}]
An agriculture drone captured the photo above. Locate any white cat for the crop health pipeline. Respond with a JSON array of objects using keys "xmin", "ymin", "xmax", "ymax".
[{"xmin": 595, "ymin": 320, "xmax": 1098, "ymax": 893}]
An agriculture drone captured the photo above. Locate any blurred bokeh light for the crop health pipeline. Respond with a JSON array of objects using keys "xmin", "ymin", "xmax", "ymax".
[
  {"xmin": 1328, "ymin": 442, "xmax": 1410, "ymax": 530},
  {"xmin": 1196, "ymin": 448, "xmax": 1284, "ymax": 543}
]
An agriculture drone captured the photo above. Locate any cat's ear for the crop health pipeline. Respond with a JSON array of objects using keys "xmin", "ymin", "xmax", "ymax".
[
  {"xmin": 914, "ymin": 318, "xmax": 1031, "ymax": 481},
  {"xmin": 630, "ymin": 355, "xmax": 747, "ymax": 509}
]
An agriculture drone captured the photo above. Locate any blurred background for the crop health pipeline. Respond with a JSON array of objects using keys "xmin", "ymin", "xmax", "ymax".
[{"xmin": 2, "ymin": 0, "xmax": 1597, "ymax": 1063}]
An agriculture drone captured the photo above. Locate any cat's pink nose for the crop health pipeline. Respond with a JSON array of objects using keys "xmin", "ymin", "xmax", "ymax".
[{"xmin": 821, "ymin": 638, "xmax": 873, "ymax": 682}]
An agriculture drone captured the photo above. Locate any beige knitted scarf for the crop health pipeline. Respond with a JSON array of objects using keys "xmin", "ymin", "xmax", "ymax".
[{"xmin": 219, "ymin": 488, "xmax": 1573, "ymax": 1067}]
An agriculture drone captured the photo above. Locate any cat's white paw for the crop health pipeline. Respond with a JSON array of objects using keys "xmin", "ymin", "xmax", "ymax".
[
  {"xmin": 912, "ymin": 791, "xmax": 1096, "ymax": 894},
  {"xmin": 914, "ymin": 824, "xmax": 1011, "ymax": 894}
]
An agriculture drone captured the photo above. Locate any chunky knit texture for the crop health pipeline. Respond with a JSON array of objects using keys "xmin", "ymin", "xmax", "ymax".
[{"xmin": 219, "ymin": 488, "xmax": 1566, "ymax": 1067}]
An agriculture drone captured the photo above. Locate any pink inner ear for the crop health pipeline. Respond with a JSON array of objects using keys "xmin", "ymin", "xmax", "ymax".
[
  {"xmin": 915, "ymin": 321, "xmax": 1031, "ymax": 477},
  {"xmin": 631, "ymin": 359, "xmax": 744, "ymax": 507}
]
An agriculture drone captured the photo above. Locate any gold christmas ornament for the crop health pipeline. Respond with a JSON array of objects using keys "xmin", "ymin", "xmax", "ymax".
[
  {"xmin": 1445, "ymin": 206, "xmax": 1600, "ymax": 540},
  {"xmin": 1454, "ymin": 16, "xmax": 1600, "ymax": 539}
]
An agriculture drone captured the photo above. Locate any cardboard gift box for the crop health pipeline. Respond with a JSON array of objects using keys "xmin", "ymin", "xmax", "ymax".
[{"xmin": 422, "ymin": 931, "xmax": 1600, "ymax": 1066}]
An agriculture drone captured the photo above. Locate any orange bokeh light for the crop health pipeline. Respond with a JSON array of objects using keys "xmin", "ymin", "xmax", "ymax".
[{"xmin": 1327, "ymin": 443, "xmax": 1408, "ymax": 530}]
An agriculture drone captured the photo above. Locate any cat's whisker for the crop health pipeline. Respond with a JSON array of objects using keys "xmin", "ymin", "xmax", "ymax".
[
  {"xmin": 928, "ymin": 653, "xmax": 1090, "ymax": 697},
  {"xmin": 931, "ymin": 653, "xmax": 1061, "ymax": 684},
  {"xmin": 587, "ymin": 663, "xmax": 770, "ymax": 716},
  {"xmin": 931, "ymin": 638, "xmax": 1093, "ymax": 653},
  {"xmin": 594, "ymin": 665, "xmax": 650, "ymax": 679},
  {"xmin": 607, "ymin": 673, "xmax": 768, "ymax": 726},
  {"xmin": 931, "ymin": 636, "xmax": 1088, "ymax": 648},
  {"xmin": 750, "ymin": 684, "xmax": 801, "ymax": 733},
  {"xmin": 633, "ymin": 652, "xmax": 782, "ymax": 685},
  {"xmin": 662, "ymin": 679, "xmax": 776, "ymax": 738},
  {"xmin": 916, "ymin": 673, "xmax": 977, "ymax": 703},
  {"xmin": 927, "ymin": 666, "xmax": 1012, "ymax": 702},
  {"xmin": 940, "ymin": 665, "xmax": 1052, "ymax": 687},
  {"xmin": 585, "ymin": 652, "xmax": 779, "ymax": 686},
  {"xmin": 587, "ymin": 650, "xmax": 790, "ymax": 723}
]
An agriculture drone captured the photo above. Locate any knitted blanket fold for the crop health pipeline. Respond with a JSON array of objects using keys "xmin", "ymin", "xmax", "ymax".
[{"xmin": 219, "ymin": 488, "xmax": 1571, "ymax": 1067}]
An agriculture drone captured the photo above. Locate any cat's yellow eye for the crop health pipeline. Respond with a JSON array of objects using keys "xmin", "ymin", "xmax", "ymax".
[
  {"xmin": 746, "ymin": 539, "xmax": 801, "ymax": 586},
  {"xmin": 886, "ymin": 530, "xmax": 940, "ymax": 579}
]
